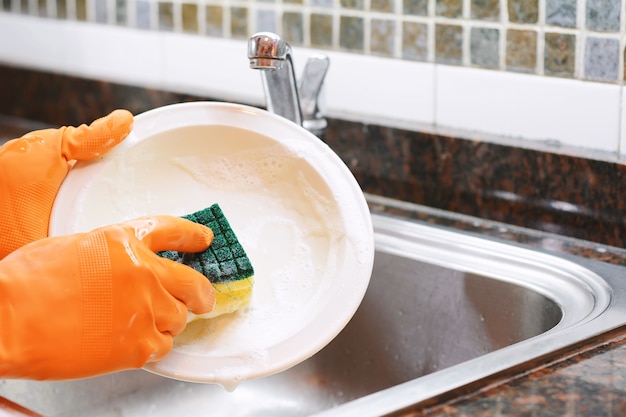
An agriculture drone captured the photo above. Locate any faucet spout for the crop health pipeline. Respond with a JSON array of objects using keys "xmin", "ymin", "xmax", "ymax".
[
  {"xmin": 248, "ymin": 32, "xmax": 290, "ymax": 70},
  {"xmin": 248, "ymin": 32, "xmax": 329, "ymax": 138},
  {"xmin": 248, "ymin": 32, "xmax": 302, "ymax": 126}
]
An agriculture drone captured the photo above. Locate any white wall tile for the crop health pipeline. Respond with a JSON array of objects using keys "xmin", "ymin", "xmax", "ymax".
[
  {"xmin": 436, "ymin": 65, "xmax": 621, "ymax": 153},
  {"xmin": 64, "ymin": 22, "xmax": 164, "ymax": 87},
  {"xmin": 0, "ymin": 14, "xmax": 66, "ymax": 72},
  {"xmin": 0, "ymin": 13, "xmax": 163, "ymax": 87},
  {"xmin": 318, "ymin": 51, "xmax": 436, "ymax": 126},
  {"xmin": 162, "ymin": 33, "xmax": 264, "ymax": 105}
]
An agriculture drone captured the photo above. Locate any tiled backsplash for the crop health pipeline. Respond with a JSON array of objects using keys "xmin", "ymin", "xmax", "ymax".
[{"xmin": 2, "ymin": 0, "xmax": 625, "ymax": 83}]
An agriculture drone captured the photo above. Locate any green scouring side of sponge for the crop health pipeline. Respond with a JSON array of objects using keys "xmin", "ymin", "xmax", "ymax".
[{"xmin": 158, "ymin": 203, "xmax": 254, "ymax": 319}]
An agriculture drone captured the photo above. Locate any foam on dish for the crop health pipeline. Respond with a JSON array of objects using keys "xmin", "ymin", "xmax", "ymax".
[
  {"xmin": 64, "ymin": 124, "xmax": 346, "ymax": 387},
  {"xmin": 50, "ymin": 102, "xmax": 375, "ymax": 389}
]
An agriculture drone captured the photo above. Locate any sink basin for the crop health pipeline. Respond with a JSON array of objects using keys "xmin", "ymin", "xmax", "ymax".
[{"xmin": 2, "ymin": 213, "xmax": 625, "ymax": 416}]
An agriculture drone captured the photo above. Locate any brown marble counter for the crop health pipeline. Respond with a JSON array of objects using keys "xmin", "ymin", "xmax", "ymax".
[
  {"xmin": 2, "ymin": 63, "xmax": 626, "ymax": 416},
  {"xmin": 406, "ymin": 331, "xmax": 626, "ymax": 416}
]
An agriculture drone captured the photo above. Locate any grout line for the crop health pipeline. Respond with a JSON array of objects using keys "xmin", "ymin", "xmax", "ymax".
[
  {"xmin": 617, "ymin": 0, "xmax": 626, "ymax": 83},
  {"xmin": 433, "ymin": 56, "xmax": 438, "ymax": 130},
  {"xmin": 499, "ymin": 0, "xmax": 506, "ymax": 71},
  {"xmin": 363, "ymin": 0, "xmax": 370, "ymax": 54},
  {"xmin": 197, "ymin": 0, "xmax": 205, "ymax": 35},
  {"xmin": 618, "ymin": 82, "xmax": 623, "ymax": 155},
  {"xmin": 576, "ymin": 0, "xmax": 585, "ymax": 80},
  {"xmin": 537, "ymin": 18, "xmax": 544, "ymax": 75}
]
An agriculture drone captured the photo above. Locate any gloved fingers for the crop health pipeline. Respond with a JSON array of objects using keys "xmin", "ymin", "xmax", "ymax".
[
  {"xmin": 61, "ymin": 109, "xmax": 133, "ymax": 161},
  {"xmin": 125, "ymin": 215, "xmax": 214, "ymax": 253},
  {"xmin": 152, "ymin": 292, "xmax": 189, "ymax": 337},
  {"xmin": 144, "ymin": 331, "xmax": 175, "ymax": 364},
  {"xmin": 154, "ymin": 257, "xmax": 217, "ymax": 315}
]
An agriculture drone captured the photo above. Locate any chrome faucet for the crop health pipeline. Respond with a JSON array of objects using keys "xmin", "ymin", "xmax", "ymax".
[{"xmin": 248, "ymin": 32, "xmax": 330, "ymax": 138}]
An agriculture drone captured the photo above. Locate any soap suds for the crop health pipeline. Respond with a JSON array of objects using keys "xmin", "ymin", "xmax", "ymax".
[{"xmin": 68, "ymin": 125, "xmax": 347, "ymax": 385}]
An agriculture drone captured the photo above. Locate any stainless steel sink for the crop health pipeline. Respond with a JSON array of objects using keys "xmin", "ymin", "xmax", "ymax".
[{"xmin": 2, "ymin": 213, "xmax": 626, "ymax": 417}]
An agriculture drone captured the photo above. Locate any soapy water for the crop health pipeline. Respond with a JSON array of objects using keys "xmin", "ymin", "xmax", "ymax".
[{"xmin": 70, "ymin": 125, "xmax": 348, "ymax": 378}]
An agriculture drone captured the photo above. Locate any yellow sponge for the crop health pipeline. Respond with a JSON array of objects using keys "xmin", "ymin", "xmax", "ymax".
[{"xmin": 158, "ymin": 204, "xmax": 254, "ymax": 320}]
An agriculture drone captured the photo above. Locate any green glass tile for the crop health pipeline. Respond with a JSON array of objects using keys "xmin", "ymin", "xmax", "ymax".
[
  {"xmin": 544, "ymin": 32, "xmax": 576, "ymax": 77},
  {"xmin": 158, "ymin": 2, "xmax": 174, "ymax": 31},
  {"xmin": 402, "ymin": 21, "xmax": 427, "ymax": 61},
  {"xmin": 506, "ymin": 29, "xmax": 536, "ymax": 73},
  {"xmin": 205, "ymin": 5, "xmax": 223, "ymax": 36},
  {"xmin": 435, "ymin": 24, "xmax": 463, "ymax": 65},
  {"xmin": 371, "ymin": 19, "xmax": 395, "ymax": 57},
  {"xmin": 471, "ymin": 0, "xmax": 499, "ymax": 21},
  {"xmin": 230, "ymin": 6, "xmax": 248, "ymax": 39},
  {"xmin": 470, "ymin": 27, "xmax": 499, "ymax": 68},
  {"xmin": 507, "ymin": 0, "xmax": 537, "ymax": 23},
  {"xmin": 623, "ymin": 47, "xmax": 626, "ymax": 81},
  {"xmin": 136, "ymin": 0, "xmax": 150, "ymax": 29},
  {"xmin": 95, "ymin": 0, "xmax": 106, "ymax": 22},
  {"xmin": 283, "ymin": 12, "xmax": 304, "ymax": 45},
  {"xmin": 341, "ymin": 0, "xmax": 363, "ymax": 9},
  {"xmin": 371, "ymin": 0, "xmax": 394, "ymax": 12},
  {"xmin": 76, "ymin": 0, "xmax": 86, "ymax": 20},
  {"xmin": 586, "ymin": 0, "xmax": 621, "ymax": 32},
  {"xmin": 403, "ymin": 0, "xmax": 428, "ymax": 15},
  {"xmin": 311, "ymin": 13, "xmax": 333, "ymax": 47},
  {"xmin": 436, "ymin": 0, "xmax": 462, "ymax": 17},
  {"xmin": 312, "ymin": 0, "xmax": 333, "ymax": 7},
  {"xmin": 546, "ymin": 0, "xmax": 576, "ymax": 28},
  {"xmin": 182, "ymin": 3, "xmax": 198, "ymax": 33},
  {"xmin": 339, "ymin": 15, "xmax": 364, "ymax": 52},
  {"xmin": 584, "ymin": 37, "xmax": 619, "ymax": 81},
  {"xmin": 56, "ymin": 0, "xmax": 67, "ymax": 18},
  {"xmin": 116, "ymin": 0, "xmax": 127, "ymax": 25},
  {"xmin": 256, "ymin": 9, "xmax": 276, "ymax": 32}
]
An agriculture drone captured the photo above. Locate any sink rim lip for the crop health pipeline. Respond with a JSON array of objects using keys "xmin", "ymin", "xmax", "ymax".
[
  {"xmin": 312, "ymin": 213, "xmax": 624, "ymax": 417},
  {"xmin": 372, "ymin": 214, "xmax": 613, "ymax": 334}
]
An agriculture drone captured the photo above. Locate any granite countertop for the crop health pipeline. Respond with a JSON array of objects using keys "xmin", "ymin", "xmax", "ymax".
[{"xmin": 2, "ymin": 63, "xmax": 626, "ymax": 416}]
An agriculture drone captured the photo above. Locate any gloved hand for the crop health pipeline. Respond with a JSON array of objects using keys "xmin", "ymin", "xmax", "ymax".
[
  {"xmin": 0, "ymin": 110, "xmax": 133, "ymax": 259},
  {"xmin": 0, "ymin": 215, "xmax": 216, "ymax": 380}
]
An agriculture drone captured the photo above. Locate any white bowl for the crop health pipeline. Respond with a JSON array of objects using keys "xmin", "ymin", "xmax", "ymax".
[{"xmin": 50, "ymin": 102, "xmax": 374, "ymax": 388}]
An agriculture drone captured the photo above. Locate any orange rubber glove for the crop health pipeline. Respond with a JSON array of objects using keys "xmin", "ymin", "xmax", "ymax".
[
  {"xmin": 0, "ymin": 110, "xmax": 133, "ymax": 260},
  {"xmin": 0, "ymin": 215, "xmax": 216, "ymax": 381}
]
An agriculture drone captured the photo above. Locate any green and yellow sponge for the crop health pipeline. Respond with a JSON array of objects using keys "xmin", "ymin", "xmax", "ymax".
[{"xmin": 158, "ymin": 204, "xmax": 254, "ymax": 320}]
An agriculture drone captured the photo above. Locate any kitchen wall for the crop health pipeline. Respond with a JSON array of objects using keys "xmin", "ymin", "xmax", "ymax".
[{"xmin": 1, "ymin": 0, "xmax": 626, "ymax": 157}]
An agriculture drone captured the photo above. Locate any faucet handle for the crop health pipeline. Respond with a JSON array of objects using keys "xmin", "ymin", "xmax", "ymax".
[{"xmin": 299, "ymin": 55, "xmax": 330, "ymax": 137}]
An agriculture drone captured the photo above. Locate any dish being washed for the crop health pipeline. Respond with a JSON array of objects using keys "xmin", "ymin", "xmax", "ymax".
[{"xmin": 49, "ymin": 102, "xmax": 374, "ymax": 388}]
